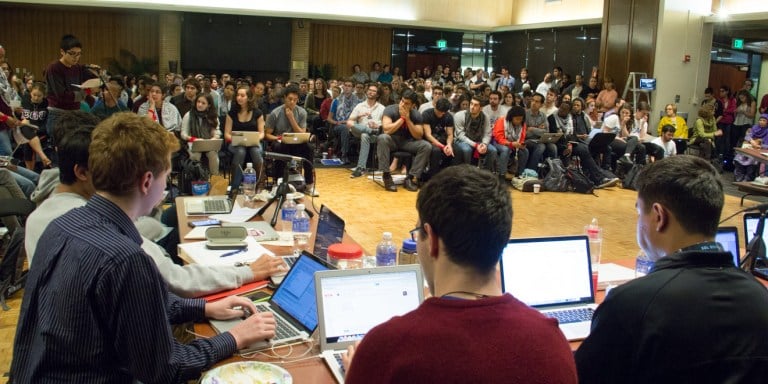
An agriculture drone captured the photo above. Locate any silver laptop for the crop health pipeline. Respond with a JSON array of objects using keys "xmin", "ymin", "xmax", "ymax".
[
  {"xmin": 282, "ymin": 132, "xmax": 310, "ymax": 144},
  {"xmin": 270, "ymin": 204, "xmax": 345, "ymax": 285},
  {"xmin": 231, "ymin": 131, "xmax": 262, "ymax": 147},
  {"xmin": 209, "ymin": 251, "xmax": 331, "ymax": 352},
  {"xmin": 189, "ymin": 138, "xmax": 223, "ymax": 153},
  {"xmin": 314, "ymin": 265, "xmax": 425, "ymax": 383},
  {"xmin": 183, "ymin": 165, "xmax": 242, "ymax": 215},
  {"xmin": 528, "ymin": 132, "xmax": 563, "ymax": 144},
  {"xmin": 499, "ymin": 235, "xmax": 596, "ymax": 341}
]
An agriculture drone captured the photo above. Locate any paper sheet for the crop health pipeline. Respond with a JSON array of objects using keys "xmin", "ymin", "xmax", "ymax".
[
  {"xmin": 259, "ymin": 231, "xmax": 297, "ymax": 247},
  {"xmin": 184, "ymin": 226, "xmax": 215, "ymax": 240},
  {"xmin": 178, "ymin": 237, "xmax": 275, "ymax": 266},
  {"xmin": 209, "ymin": 202, "xmax": 259, "ymax": 223}
]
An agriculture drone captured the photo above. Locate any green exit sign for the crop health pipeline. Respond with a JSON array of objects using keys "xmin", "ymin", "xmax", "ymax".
[
  {"xmin": 436, "ymin": 39, "xmax": 447, "ymax": 48},
  {"xmin": 733, "ymin": 38, "xmax": 744, "ymax": 49}
]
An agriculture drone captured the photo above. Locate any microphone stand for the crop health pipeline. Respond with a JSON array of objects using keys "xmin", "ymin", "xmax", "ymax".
[
  {"xmin": 257, "ymin": 159, "xmax": 293, "ymax": 227},
  {"xmin": 742, "ymin": 208, "xmax": 768, "ymax": 278}
]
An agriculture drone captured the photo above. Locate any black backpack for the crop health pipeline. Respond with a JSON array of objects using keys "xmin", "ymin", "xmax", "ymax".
[
  {"xmin": 542, "ymin": 158, "xmax": 570, "ymax": 192},
  {"xmin": 566, "ymin": 165, "xmax": 595, "ymax": 194},
  {"xmin": 179, "ymin": 158, "xmax": 210, "ymax": 196},
  {"xmin": 623, "ymin": 164, "xmax": 644, "ymax": 190}
]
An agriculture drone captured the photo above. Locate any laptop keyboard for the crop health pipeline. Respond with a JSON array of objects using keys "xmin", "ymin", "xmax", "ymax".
[
  {"xmin": 204, "ymin": 199, "xmax": 227, "ymax": 212},
  {"xmin": 333, "ymin": 351, "xmax": 346, "ymax": 377},
  {"xmin": 545, "ymin": 307, "xmax": 594, "ymax": 324},
  {"xmin": 284, "ymin": 255, "xmax": 298, "ymax": 267},
  {"xmin": 255, "ymin": 304, "xmax": 301, "ymax": 340}
]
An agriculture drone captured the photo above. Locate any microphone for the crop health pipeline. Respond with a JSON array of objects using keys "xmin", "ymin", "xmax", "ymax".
[
  {"xmin": 85, "ymin": 64, "xmax": 101, "ymax": 70},
  {"xmin": 264, "ymin": 151, "xmax": 303, "ymax": 163}
]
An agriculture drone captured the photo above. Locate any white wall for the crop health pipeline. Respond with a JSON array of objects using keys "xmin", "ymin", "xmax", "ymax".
[{"xmin": 651, "ymin": 0, "xmax": 713, "ymax": 130}]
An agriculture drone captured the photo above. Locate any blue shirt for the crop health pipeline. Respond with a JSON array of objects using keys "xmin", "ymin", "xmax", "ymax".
[{"xmin": 11, "ymin": 194, "xmax": 237, "ymax": 383}]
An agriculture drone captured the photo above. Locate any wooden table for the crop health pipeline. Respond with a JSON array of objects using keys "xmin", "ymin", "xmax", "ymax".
[
  {"xmin": 176, "ymin": 196, "xmax": 353, "ymax": 383},
  {"xmin": 731, "ymin": 147, "xmax": 768, "ymax": 205}
]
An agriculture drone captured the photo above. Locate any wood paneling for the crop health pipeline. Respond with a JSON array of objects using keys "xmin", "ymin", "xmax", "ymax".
[
  {"xmin": 599, "ymin": 0, "xmax": 659, "ymax": 94},
  {"xmin": 709, "ymin": 62, "xmax": 748, "ymax": 95},
  {"xmin": 309, "ymin": 24, "xmax": 392, "ymax": 81},
  {"xmin": 0, "ymin": 4, "xmax": 158, "ymax": 79}
]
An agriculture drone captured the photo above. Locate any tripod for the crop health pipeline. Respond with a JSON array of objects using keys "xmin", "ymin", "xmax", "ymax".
[
  {"xmin": 257, "ymin": 159, "xmax": 294, "ymax": 227},
  {"xmin": 741, "ymin": 208, "xmax": 768, "ymax": 278}
]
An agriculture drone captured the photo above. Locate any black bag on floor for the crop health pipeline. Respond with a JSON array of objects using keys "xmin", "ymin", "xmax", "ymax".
[
  {"xmin": 179, "ymin": 158, "xmax": 210, "ymax": 196},
  {"xmin": 566, "ymin": 165, "xmax": 595, "ymax": 194},
  {"xmin": 623, "ymin": 164, "xmax": 644, "ymax": 190},
  {"xmin": 542, "ymin": 158, "xmax": 570, "ymax": 192}
]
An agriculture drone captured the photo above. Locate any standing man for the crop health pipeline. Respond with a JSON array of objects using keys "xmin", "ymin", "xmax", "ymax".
[
  {"xmin": 497, "ymin": 65, "xmax": 516, "ymax": 93},
  {"xmin": 348, "ymin": 84, "xmax": 385, "ymax": 178},
  {"xmin": 265, "ymin": 85, "xmax": 319, "ymax": 196},
  {"xmin": 342, "ymin": 165, "xmax": 577, "ymax": 383},
  {"xmin": 45, "ymin": 34, "xmax": 99, "ymax": 146},
  {"xmin": 576, "ymin": 155, "xmax": 768, "ymax": 383},
  {"xmin": 376, "ymin": 90, "xmax": 431, "ymax": 192},
  {"xmin": 11, "ymin": 113, "xmax": 276, "ymax": 383}
]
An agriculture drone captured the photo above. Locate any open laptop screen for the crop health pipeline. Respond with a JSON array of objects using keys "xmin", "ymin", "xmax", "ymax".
[
  {"xmin": 271, "ymin": 254, "xmax": 328, "ymax": 332},
  {"xmin": 500, "ymin": 236, "xmax": 593, "ymax": 308},
  {"xmin": 315, "ymin": 205, "xmax": 345, "ymax": 261},
  {"xmin": 715, "ymin": 226, "xmax": 740, "ymax": 266},
  {"xmin": 744, "ymin": 213, "xmax": 767, "ymax": 257},
  {"xmin": 318, "ymin": 267, "xmax": 422, "ymax": 345}
]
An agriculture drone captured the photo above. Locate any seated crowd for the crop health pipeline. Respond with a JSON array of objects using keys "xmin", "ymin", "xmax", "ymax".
[{"xmin": 5, "ymin": 34, "xmax": 768, "ymax": 383}]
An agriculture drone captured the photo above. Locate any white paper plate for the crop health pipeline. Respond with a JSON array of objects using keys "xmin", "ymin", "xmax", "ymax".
[{"xmin": 200, "ymin": 361, "xmax": 292, "ymax": 384}]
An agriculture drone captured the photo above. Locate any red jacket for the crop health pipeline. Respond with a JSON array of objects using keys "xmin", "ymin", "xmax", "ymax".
[{"xmin": 493, "ymin": 118, "xmax": 526, "ymax": 148}]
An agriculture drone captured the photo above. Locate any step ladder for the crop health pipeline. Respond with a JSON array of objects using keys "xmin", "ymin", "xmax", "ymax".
[{"xmin": 622, "ymin": 72, "xmax": 652, "ymax": 108}]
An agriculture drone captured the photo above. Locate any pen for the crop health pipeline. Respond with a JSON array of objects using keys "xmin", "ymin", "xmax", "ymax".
[{"xmin": 220, "ymin": 248, "xmax": 248, "ymax": 258}]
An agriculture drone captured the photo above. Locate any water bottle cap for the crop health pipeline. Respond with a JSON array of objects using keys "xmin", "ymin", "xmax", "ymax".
[
  {"xmin": 296, "ymin": 204, "xmax": 305, "ymax": 210},
  {"xmin": 402, "ymin": 239, "xmax": 417, "ymax": 251},
  {"xmin": 246, "ymin": 162, "xmax": 253, "ymax": 168},
  {"xmin": 328, "ymin": 243, "xmax": 363, "ymax": 259},
  {"xmin": 383, "ymin": 232, "xmax": 392, "ymax": 240}
]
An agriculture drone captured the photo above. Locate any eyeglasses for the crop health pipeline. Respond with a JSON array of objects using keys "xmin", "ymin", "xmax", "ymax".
[
  {"xmin": 66, "ymin": 50, "xmax": 82, "ymax": 57},
  {"xmin": 409, "ymin": 225, "xmax": 423, "ymax": 241}
]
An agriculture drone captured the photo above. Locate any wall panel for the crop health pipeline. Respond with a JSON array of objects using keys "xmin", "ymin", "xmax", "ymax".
[
  {"xmin": 309, "ymin": 24, "xmax": 392, "ymax": 80},
  {"xmin": 0, "ymin": 4, "xmax": 158, "ymax": 79}
]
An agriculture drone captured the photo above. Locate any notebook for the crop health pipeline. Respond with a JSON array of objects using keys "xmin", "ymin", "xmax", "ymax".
[
  {"xmin": 282, "ymin": 132, "xmax": 311, "ymax": 144},
  {"xmin": 184, "ymin": 165, "xmax": 242, "ymax": 215},
  {"xmin": 231, "ymin": 131, "xmax": 262, "ymax": 147},
  {"xmin": 270, "ymin": 204, "xmax": 346, "ymax": 285},
  {"xmin": 209, "ymin": 251, "xmax": 332, "ymax": 352},
  {"xmin": 716, "ymin": 226, "xmax": 741, "ymax": 267},
  {"xmin": 314, "ymin": 265, "xmax": 425, "ymax": 383},
  {"xmin": 189, "ymin": 138, "xmax": 223, "ymax": 153},
  {"xmin": 499, "ymin": 235, "xmax": 596, "ymax": 341}
]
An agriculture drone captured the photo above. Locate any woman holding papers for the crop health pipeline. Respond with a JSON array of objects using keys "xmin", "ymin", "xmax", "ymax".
[
  {"xmin": 225, "ymin": 85, "xmax": 264, "ymax": 177},
  {"xmin": 181, "ymin": 93, "xmax": 221, "ymax": 175}
]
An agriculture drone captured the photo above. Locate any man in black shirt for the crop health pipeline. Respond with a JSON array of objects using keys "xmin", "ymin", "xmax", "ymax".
[
  {"xmin": 421, "ymin": 98, "xmax": 456, "ymax": 180},
  {"xmin": 377, "ymin": 90, "xmax": 431, "ymax": 192},
  {"xmin": 171, "ymin": 77, "xmax": 200, "ymax": 118}
]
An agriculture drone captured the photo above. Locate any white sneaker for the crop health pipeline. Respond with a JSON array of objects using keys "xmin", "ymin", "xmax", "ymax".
[{"xmin": 306, "ymin": 184, "xmax": 320, "ymax": 197}]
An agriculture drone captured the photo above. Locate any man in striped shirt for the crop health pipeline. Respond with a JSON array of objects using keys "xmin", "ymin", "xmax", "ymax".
[{"xmin": 12, "ymin": 112, "xmax": 276, "ymax": 383}]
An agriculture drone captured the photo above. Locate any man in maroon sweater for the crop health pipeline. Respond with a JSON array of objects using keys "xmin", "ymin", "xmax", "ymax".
[{"xmin": 342, "ymin": 164, "xmax": 577, "ymax": 383}]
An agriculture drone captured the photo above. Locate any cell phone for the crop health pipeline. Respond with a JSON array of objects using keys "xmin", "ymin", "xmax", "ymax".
[{"xmin": 188, "ymin": 219, "xmax": 221, "ymax": 227}]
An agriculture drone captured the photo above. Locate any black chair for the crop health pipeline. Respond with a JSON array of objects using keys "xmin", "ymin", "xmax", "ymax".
[{"xmin": 0, "ymin": 198, "xmax": 36, "ymax": 311}]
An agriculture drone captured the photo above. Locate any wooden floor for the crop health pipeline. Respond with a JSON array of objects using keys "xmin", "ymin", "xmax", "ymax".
[{"xmin": 0, "ymin": 166, "xmax": 754, "ymax": 377}]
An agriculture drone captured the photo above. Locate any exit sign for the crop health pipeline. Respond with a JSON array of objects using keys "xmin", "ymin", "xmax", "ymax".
[
  {"xmin": 436, "ymin": 39, "xmax": 447, "ymax": 49},
  {"xmin": 733, "ymin": 38, "xmax": 744, "ymax": 49}
]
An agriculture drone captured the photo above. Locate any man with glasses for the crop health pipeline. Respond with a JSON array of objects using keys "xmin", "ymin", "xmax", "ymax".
[
  {"xmin": 341, "ymin": 165, "xmax": 577, "ymax": 383},
  {"xmin": 45, "ymin": 34, "xmax": 99, "ymax": 153}
]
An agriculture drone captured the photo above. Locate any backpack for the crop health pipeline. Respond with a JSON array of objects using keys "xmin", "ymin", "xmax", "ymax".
[
  {"xmin": 179, "ymin": 158, "xmax": 210, "ymax": 196},
  {"xmin": 623, "ymin": 164, "xmax": 644, "ymax": 190},
  {"xmin": 511, "ymin": 176, "xmax": 542, "ymax": 192},
  {"xmin": 542, "ymin": 158, "xmax": 570, "ymax": 192},
  {"xmin": 566, "ymin": 165, "xmax": 595, "ymax": 194}
]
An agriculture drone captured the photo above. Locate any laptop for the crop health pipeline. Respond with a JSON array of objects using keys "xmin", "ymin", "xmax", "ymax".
[
  {"xmin": 742, "ymin": 213, "xmax": 768, "ymax": 276},
  {"xmin": 499, "ymin": 235, "xmax": 596, "ymax": 341},
  {"xmin": 270, "ymin": 204, "xmax": 346, "ymax": 285},
  {"xmin": 528, "ymin": 132, "xmax": 563, "ymax": 144},
  {"xmin": 209, "ymin": 251, "xmax": 332, "ymax": 352},
  {"xmin": 282, "ymin": 132, "xmax": 311, "ymax": 144},
  {"xmin": 183, "ymin": 168, "xmax": 242, "ymax": 215},
  {"xmin": 314, "ymin": 265, "xmax": 425, "ymax": 383},
  {"xmin": 231, "ymin": 131, "xmax": 262, "ymax": 147},
  {"xmin": 716, "ymin": 226, "xmax": 741, "ymax": 267},
  {"xmin": 189, "ymin": 138, "xmax": 223, "ymax": 153}
]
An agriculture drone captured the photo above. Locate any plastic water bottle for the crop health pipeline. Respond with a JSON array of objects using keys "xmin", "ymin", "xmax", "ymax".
[
  {"xmin": 376, "ymin": 232, "xmax": 397, "ymax": 267},
  {"xmin": 398, "ymin": 239, "xmax": 418, "ymax": 265},
  {"xmin": 635, "ymin": 250, "xmax": 654, "ymax": 277},
  {"xmin": 281, "ymin": 199, "xmax": 297, "ymax": 233},
  {"xmin": 585, "ymin": 218, "xmax": 602, "ymax": 294},
  {"xmin": 291, "ymin": 204, "xmax": 310, "ymax": 256},
  {"xmin": 242, "ymin": 162, "xmax": 257, "ymax": 201}
]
